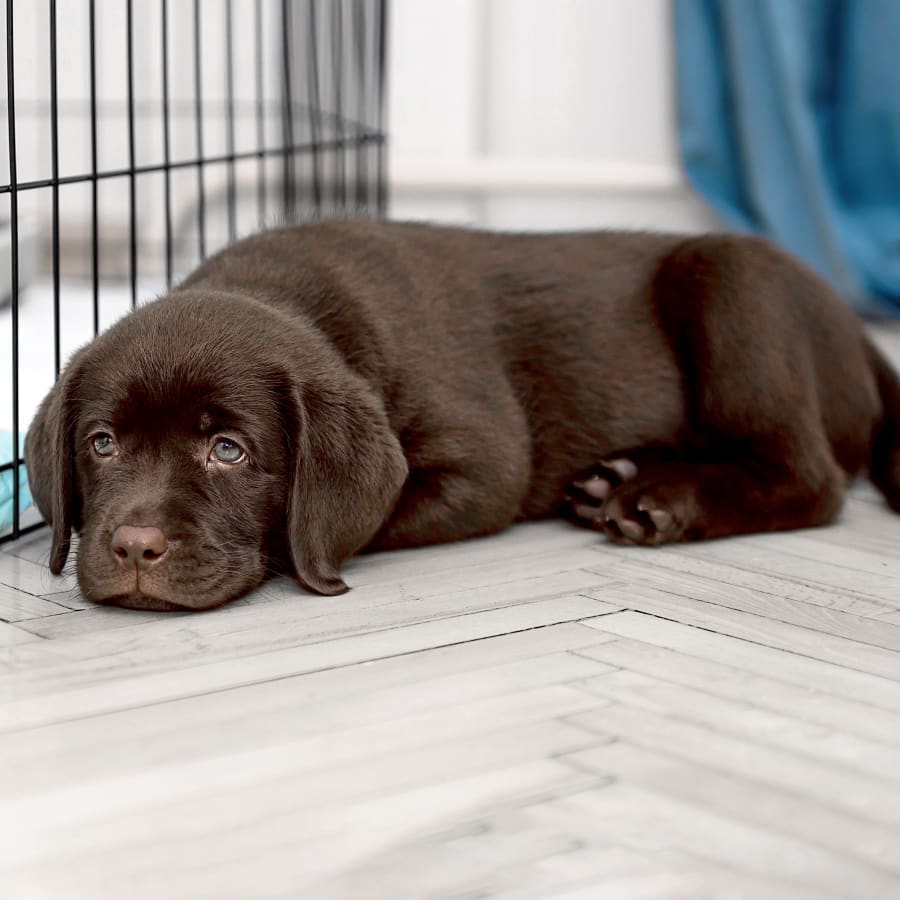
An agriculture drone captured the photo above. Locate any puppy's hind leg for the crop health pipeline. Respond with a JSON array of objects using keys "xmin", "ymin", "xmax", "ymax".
[{"xmin": 570, "ymin": 236, "xmax": 851, "ymax": 544}]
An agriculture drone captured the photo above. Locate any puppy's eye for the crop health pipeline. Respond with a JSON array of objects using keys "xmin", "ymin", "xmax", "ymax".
[
  {"xmin": 91, "ymin": 433, "xmax": 118, "ymax": 457},
  {"xmin": 210, "ymin": 438, "xmax": 246, "ymax": 465}
]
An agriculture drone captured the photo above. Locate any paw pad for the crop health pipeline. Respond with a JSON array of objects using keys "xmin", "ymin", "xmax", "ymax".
[
  {"xmin": 637, "ymin": 498, "xmax": 674, "ymax": 532},
  {"xmin": 572, "ymin": 458, "xmax": 637, "ymax": 509},
  {"xmin": 569, "ymin": 457, "xmax": 638, "ymax": 515}
]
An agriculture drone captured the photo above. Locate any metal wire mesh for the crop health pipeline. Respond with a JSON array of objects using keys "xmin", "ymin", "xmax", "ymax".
[{"xmin": 0, "ymin": 0, "xmax": 388, "ymax": 543}]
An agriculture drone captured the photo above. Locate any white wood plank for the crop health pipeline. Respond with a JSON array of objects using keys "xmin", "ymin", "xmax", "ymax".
[
  {"xmin": 573, "ymin": 668, "xmax": 900, "ymax": 780},
  {"xmin": 590, "ymin": 543, "xmax": 898, "ymax": 619},
  {"xmin": 806, "ymin": 505, "xmax": 900, "ymax": 567},
  {"xmin": 2, "ymin": 711, "xmax": 602, "ymax": 846},
  {"xmin": 524, "ymin": 782, "xmax": 869, "ymax": 899},
  {"xmin": 484, "ymin": 848, "xmax": 697, "ymax": 900},
  {"xmin": 663, "ymin": 535, "xmax": 900, "ymax": 603},
  {"xmin": 582, "ymin": 585, "xmax": 900, "ymax": 681},
  {"xmin": 0, "ymin": 551, "xmax": 77, "ymax": 596},
  {"xmin": 344, "ymin": 545, "xmax": 612, "ymax": 598},
  {"xmin": 528, "ymin": 858, "xmax": 827, "ymax": 900},
  {"xmin": 746, "ymin": 531, "xmax": 900, "ymax": 582},
  {"xmin": 565, "ymin": 741, "xmax": 900, "ymax": 879},
  {"xmin": 575, "ymin": 636, "xmax": 900, "ymax": 748},
  {"xmin": 0, "ymin": 583, "xmax": 73, "ymax": 622},
  {"xmin": 313, "ymin": 813, "xmax": 810, "ymax": 900},
  {"xmin": 343, "ymin": 521, "xmax": 599, "ymax": 585},
  {"xmin": 0, "ymin": 528, "xmax": 54, "ymax": 564},
  {"xmin": 1, "ymin": 651, "xmax": 614, "ymax": 798},
  {"xmin": 568, "ymin": 703, "xmax": 900, "ymax": 829},
  {"xmin": 308, "ymin": 810, "xmax": 604, "ymax": 900},
  {"xmin": 582, "ymin": 611, "xmax": 900, "ymax": 711},
  {"xmin": 1, "ymin": 759, "xmax": 597, "ymax": 900},
  {"xmin": 18, "ymin": 603, "xmax": 195, "ymax": 638},
  {"xmin": 531, "ymin": 875, "xmax": 705, "ymax": 900},
  {"xmin": 0, "ymin": 623, "xmax": 616, "ymax": 766},
  {"xmin": 0, "ymin": 620, "xmax": 42, "ymax": 646},
  {"xmin": 0, "ymin": 596, "xmax": 619, "ymax": 729},
  {"xmin": 321, "ymin": 838, "xmax": 706, "ymax": 900},
  {"xmin": 37, "ymin": 588, "xmax": 109, "ymax": 611},
  {"xmin": 0, "ymin": 635, "xmax": 82, "ymax": 674},
  {"xmin": 4, "ymin": 582, "xmax": 624, "ymax": 693},
  {"xmin": 585, "ymin": 558, "xmax": 900, "ymax": 650}
]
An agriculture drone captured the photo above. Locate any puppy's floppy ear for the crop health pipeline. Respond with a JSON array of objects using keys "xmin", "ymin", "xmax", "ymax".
[
  {"xmin": 284, "ymin": 368, "xmax": 408, "ymax": 596},
  {"xmin": 24, "ymin": 359, "xmax": 84, "ymax": 574}
]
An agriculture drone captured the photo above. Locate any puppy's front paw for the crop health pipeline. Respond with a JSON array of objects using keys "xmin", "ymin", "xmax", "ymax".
[
  {"xmin": 567, "ymin": 458, "xmax": 637, "ymax": 522},
  {"xmin": 567, "ymin": 459, "xmax": 699, "ymax": 546}
]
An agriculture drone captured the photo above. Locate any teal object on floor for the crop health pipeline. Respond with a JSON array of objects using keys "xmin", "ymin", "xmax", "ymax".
[
  {"xmin": 674, "ymin": 0, "xmax": 900, "ymax": 315},
  {"xmin": 0, "ymin": 431, "xmax": 33, "ymax": 533}
]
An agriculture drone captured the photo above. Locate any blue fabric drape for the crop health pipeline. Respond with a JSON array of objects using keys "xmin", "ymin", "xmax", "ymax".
[{"xmin": 674, "ymin": 0, "xmax": 900, "ymax": 315}]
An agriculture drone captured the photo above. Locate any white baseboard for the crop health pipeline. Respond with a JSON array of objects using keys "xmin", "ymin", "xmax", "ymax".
[
  {"xmin": 388, "ymin": 155, "xmax": 721, "ymax": 234},
  {"xmin": 389, "ymin": 155, "xmax": 683, "ymax": 194}
]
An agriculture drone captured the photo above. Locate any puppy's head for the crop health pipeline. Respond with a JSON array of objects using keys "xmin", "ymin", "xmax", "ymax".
[{"xmin": 25, "ymin": 291, "xmax": 407, "ymax": 610}]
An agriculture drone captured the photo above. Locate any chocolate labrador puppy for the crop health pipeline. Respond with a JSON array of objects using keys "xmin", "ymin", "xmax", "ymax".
[{"xmin": 25, "ymin": 219, "xmax": 900, "ymax": 610}]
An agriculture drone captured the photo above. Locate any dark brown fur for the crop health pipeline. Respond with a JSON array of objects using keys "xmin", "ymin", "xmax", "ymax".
[{"xmin": 24, "ymin": 219, "xmax": 900, "ymax": 610}]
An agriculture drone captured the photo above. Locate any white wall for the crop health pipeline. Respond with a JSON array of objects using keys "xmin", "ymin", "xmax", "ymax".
[
  {"xmin": 2, "ymin": 0, "xmax": 718, "ymax": 272},
  {"xmin": 387, "ymin": 0, "xmax": 718, "ymax": 233}
]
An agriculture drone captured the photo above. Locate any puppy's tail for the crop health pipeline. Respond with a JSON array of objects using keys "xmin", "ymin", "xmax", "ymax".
[{"xmin": 868, "ymin": 337, "xmax": 900, "ymax": 512}]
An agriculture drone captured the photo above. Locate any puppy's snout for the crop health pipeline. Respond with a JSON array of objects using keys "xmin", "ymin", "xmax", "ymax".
[{"xmin": 111, "ymin": 525, "xmax": 169, "ymax": 569}]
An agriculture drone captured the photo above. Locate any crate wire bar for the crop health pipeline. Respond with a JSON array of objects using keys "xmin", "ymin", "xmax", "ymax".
[{"xmin": 1, "ymin": 0, "xmax": 389, "ymax": 543}]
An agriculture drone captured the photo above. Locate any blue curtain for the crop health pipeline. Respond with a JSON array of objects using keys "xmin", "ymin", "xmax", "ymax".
[{"xmin": 674, "ymin": 0, "xmax": 900, "ymax": 315}]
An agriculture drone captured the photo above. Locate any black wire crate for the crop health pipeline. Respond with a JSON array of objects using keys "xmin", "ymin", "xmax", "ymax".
[{"xmin": 0, "ymin": 0, "xmax": 388, "ymax": 544}]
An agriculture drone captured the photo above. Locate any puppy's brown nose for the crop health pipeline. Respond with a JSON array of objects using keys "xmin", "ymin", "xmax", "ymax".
[{"xmin": 111, "ymin": 525, "xmax": 168, "ymax": 569}]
